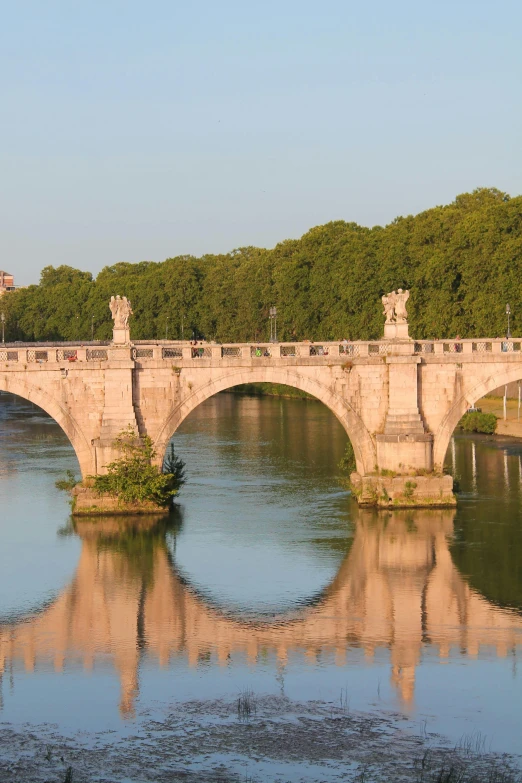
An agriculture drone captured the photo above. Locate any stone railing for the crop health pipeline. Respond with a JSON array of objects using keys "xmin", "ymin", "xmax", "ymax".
[
  {"xmin": 1, "ymin": 338, "xmax": 521, "ymax": 365},
  {"xmin": 412, "ymin": 339, "xmax": 522, "ymax": 355}
]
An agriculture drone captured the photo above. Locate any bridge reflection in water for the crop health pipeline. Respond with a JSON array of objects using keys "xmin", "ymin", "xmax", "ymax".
[{"xmin": 1, "ymin": 509, "xmax": 521, "ymax": 717}]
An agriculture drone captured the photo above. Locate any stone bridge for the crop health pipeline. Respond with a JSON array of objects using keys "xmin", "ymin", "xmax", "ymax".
[
  {"xmin": 1, "ymin": 510, "xmax": 521, "ymax": 716},
  {"xmin": 1, "ymin": 331, "xmax": 521, "ymax": 502}
]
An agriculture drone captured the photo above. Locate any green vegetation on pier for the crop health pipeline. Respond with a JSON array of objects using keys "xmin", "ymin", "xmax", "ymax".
[{"xmin": 91, "ymin": 429, "xmax": 186, "ymax": 508}]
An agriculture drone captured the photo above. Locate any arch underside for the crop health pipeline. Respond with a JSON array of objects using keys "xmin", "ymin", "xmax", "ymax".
[
  {"xmin": 154, "ymin": 367, "xmax": 376, "ymax": 474},
  {"xmin": 0, "ymin": 376, "xmax": 94, "ymax": 476},
  {"xmin": 433, "ymin": 365, "xmax": 522, "ymax": 468}
]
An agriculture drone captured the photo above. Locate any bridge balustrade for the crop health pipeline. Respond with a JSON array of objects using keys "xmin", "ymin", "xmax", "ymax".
[
  {"xmin": 369, "ymin": 343, "xmax": 390, "ymax": 356},
  {"xmin": 191, "ymin": 346, "xmax": 212, "ymax": 358},
  {"xmin": 27, "ymin": 349, "xmax": 49, "ymax": 363},
  {"xmin": 162, "ymin": 346, "xmax": 183, "ymax": 359},
  {"xmin": 221, "ymin": 346, "xmax": 242, "ymax": 358},
  {"xmin": 56, "ymin": 349, "xmax": 78, "ymax": 362},
  {"xmin": 86, "ymin": 349, "xmax": 108, "ymax": 361},
  {"xmin": 280, "ymin": 345, "xmax": 299, "ymax": 357},
  {"xmin": 339, "ymin": 343, "xmax": 360, "ymax": 357},
  {"xmin": 250, "ymin": 345, "xmax": 272, "ymax": 357},
  {"xmin": 308, "ymin": 345, "xmax": 332, "ymax": 356},
  {"xmin": 414, "ymin": 342, "xmax": 434, "ymax": 354},
  {"xmin": 443, "ymin": 342, "xmax": 463, "ymax": 354},
  {"xmin": 132, "ymin": 348, "xmax": 153, "ymax": 359},
  {"xmin": 1, "ymin": 339, "xmax": 521, "ymax": 365},
  {"xmin": 472, "ymin": 341, "xmax": 492, "ymax": 353},
  {"xmin": 0, "ymin": 350, "xmax": 18, "ymax": 362},
  {"xmin": 501, "ymin": 341, "xmax": 521, "ymax": 352}
]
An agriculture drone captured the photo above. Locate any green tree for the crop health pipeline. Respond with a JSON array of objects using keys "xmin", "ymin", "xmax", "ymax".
[{"xmin": 3, "ymin": 187, "xmax": 522, "ymax": 344}]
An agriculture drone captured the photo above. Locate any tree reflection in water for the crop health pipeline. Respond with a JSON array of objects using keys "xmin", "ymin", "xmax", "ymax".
[{"xmin": 1, "ymin": 507, "xmax": 521, "ymax": 718}]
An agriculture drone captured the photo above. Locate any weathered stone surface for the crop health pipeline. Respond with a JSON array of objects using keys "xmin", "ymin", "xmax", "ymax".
[
  {"xmin": 350, "ymin": 472, "xmax": 456, "ymax": 508},
  {"xmin": 72, "ymin": 483, "xmax": 169, "ymax": 516}
]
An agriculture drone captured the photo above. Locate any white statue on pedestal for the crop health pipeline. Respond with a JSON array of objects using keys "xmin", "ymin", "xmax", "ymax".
[
  {"xmin": 382, "ymin": 289, "xmax": 409, "ymax": 324},
  {"xmin": 394, "ymin": 289, "xmax": 409, "ymax": 323},
  {"xmin": 382, "ymin": 291, "xmax": 397, "ymax": 323},
  {"xmin": 109, "ymin": 296, "xmax": 133, "ymax": 329},
  {"xmin": 382, "ymin": 288, "xmax": 410, "ymax": 339}
]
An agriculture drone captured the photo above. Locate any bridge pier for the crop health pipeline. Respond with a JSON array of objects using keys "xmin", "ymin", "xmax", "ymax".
[
  {"xmin": 93, "ymin": 345, "xmax": 139, "ymax": 474},
  {"xmin": 376, "ymin": 353, "xmax": 433, "ymax": 473},
  {"xmin": 352, "ymin": 337, "xmax": 454, "ymax": 507}
]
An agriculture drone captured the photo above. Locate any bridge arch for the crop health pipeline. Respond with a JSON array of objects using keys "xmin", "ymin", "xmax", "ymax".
[
  {"xmin": 0, "ymin": 376, "xmax": 95, "ymax": 476},
  {"xmin": 433, "ymin": 365, "xmax": 522, "ymax": 469},
  {"xmin": 153, "ymin": 367, "xmax": 376, "ymax": 474}
]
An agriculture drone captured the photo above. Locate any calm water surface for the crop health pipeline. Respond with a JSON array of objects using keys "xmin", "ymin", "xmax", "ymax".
[{"xmin": 0, "ymin": 391, "xmax": 521, "ymax": 753}]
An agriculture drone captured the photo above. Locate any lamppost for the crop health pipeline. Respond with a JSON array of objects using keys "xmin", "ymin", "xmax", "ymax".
[
  {"xmin": 506, "ymin": 303, "xmax": 511, "ymax": 338},
  {"xmin": 165, "ymin": 316, "xmax": 169, "ymax": 340},
  {"xmin": 1, "ymin": 313, "xmax": 5, "ymax": 344},
  {"xmin": 91, "ymin": 315, "xmax": 95, "ymax": 341},
  {"xmin": 269, "ymin": 306, "xmax": 277, "ymax": 342}
]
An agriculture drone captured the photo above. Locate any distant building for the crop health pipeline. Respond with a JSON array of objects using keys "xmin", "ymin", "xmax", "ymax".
[{"xmin": 0, "ymin": 271, "xmax": 17, "ymax": 297}]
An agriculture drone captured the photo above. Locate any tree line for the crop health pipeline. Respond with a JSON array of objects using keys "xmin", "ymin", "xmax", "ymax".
[{"xmin": 2, "ymin": 187, "xmax": 521, "ymax": 343}]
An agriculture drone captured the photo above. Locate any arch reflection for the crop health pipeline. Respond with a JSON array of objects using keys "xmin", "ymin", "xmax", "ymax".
[{"xmin": 1, "ymin": 508, "xmax": 521, "ymax": 717}]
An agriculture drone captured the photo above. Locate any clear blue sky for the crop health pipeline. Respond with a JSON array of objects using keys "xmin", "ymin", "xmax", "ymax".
[{"xmin": 1, "ymin": 0, "xmax": 521, "ymax": 285}]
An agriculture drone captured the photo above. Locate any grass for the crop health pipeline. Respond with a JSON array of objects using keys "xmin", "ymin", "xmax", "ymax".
[
  {"xmin": 339, "ymin": 687, "xmax": 350, "ymax": 713},
  {"xmin": 412, "ymin": 733, "xmax": 521, "ymax": 783},
  {"xmin": 237, "ymin": 688, "xmax": 257, "ymax": 721}
]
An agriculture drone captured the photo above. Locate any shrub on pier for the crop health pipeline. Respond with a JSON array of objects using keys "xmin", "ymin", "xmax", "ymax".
[{"xmin": 91, "ymin": 427, "xmax": 186, "ymax": 508}]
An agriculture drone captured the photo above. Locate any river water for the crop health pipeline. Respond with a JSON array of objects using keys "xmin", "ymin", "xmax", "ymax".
[{"xmin": 0, "ymin": 391, "xmax": 521, "ymax": 777}]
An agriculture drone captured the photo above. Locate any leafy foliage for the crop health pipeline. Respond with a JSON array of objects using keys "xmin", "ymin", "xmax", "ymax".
[
  {"xmin": 458, "ymin": 412, "xmax": 497, "ymax": 434},
  {"xmin": 2, "ymin": 188, "xmax": 521, "ymax": 343},
  {"xmin": 338, "ymin": 441, "xmax": 356, "ymax": 475},
  {"xmin": 55, "ymin": 470, "xmax": 79, "ymax": 491},
  {"xmin": 91, "ymin": 428, "xmax": 186, "ymax": 507},
  {"xmin": 230, "ymin": 383, "xmax": 313, "ymax": 399}
]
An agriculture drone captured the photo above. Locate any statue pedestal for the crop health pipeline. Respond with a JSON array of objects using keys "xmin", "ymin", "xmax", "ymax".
[
  {"xmin": 112, "ymin": 327, "xmax": 130, "ymax": 345},
  {"xmin": 384, "ymin": 321, "xmax": 410, "ymax": 340}
]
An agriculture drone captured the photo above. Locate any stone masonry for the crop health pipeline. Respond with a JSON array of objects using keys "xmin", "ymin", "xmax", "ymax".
[{"xmin": 1, "ymin": 295, "xmax": 521, "ymax": 505}]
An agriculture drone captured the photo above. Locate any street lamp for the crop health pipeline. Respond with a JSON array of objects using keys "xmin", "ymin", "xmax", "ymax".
[
  {"xmin": 269, "ymin": 306, "xmax": 277, "ymax": 342},
  {"xmin": 165, "ymin": 316, "xmax": 169, "ymax": 340},
  {"xmin": 0, "ymin": 313, "xmax": 4, "ymax": 344},
  {"xmin": 506, "ymin": 304, "xmax": 511, "ymax": 339},
  {"xmin": 91, "ymin": 315, "xmax": 95, "ymax": 341}
]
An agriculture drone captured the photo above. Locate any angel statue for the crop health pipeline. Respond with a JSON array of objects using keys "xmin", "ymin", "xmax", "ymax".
[
  {"xmin": 382, "ymin": 291, "xmax": 397, "ymax": 323},
  {"xmin": 394, "ymin": 289, "xmax": 410, "ymax": 323},
  {"xmin": 382, "ymin": 289, "xmax": 410, "ymax": 323},
  {"xmin": 109, "ymin": 295, "xmax": 133, "ymax": 329}
]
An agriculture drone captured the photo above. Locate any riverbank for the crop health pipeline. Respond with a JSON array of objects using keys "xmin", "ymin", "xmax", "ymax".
[
  {"xmin": 226, "ymin": 382, "xmax": 313, "ymax": 399},
  {"xmin": 1, "ymin": 696, "xmax": 520, "ymax": 783},
  {"xmin": 479, "ymin": 396, "xmax": 522, "ymax": 439}
]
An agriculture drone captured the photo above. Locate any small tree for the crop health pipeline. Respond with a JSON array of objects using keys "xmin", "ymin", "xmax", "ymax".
[
  {"xmin": 162, "ymin": 443, "xmax": 186, "ymax": 492},
  {"xmin": 91, "ymin": 427, "xmax": 186, "ymax": 508}
]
